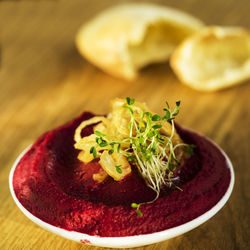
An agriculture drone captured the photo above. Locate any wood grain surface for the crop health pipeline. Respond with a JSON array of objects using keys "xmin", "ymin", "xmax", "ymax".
[{"xmin": 0, "ymin": 0, "xmax": 249, "ymax": 249}]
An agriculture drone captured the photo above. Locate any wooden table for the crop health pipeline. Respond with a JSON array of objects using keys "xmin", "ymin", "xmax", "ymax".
[{"xmin": 1, "ymin": 0, "xmax": 249, "ymax": 249}]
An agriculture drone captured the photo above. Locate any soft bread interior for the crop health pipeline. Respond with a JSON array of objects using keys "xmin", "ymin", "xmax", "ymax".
[
  {"xmin": 171, "ymin": 27, "xmax": 250, "ymax": 91},
  {"xmin": 128, "ymin": 21, "xmax": 198, "ymax": 70}
]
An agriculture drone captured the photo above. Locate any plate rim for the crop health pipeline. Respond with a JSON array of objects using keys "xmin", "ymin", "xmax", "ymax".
[{"xmin": 9, "ymin": 130, "xmax": 235, "ymax": 248}]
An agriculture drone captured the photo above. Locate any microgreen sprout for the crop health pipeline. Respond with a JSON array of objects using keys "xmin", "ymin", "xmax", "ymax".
[
  {"xmin": 115, "ymin": 165, "xmax": 123, "ymax": 174},
  {"xmin": 89, "ymin": 98, "xmax": 193, "ymax": 216},
  {"xmin": 126, "ymin": 97, "xmax": 135, "ymax": 105},
  {"xmin": 90, "ymin": 146, "xmax": 97, "ymax": 159},
  {"xmin": 131, "ymin": 203, "xmax": 143, "ymax": 217}
]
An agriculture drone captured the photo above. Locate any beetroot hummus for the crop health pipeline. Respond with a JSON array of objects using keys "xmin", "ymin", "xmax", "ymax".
[{"xmin": 13, "ymin": 112, "xmax": 231, "ymax": 237}]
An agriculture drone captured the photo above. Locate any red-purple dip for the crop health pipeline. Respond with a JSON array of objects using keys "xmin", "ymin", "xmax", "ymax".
[{"xmin": 13, "ymin": 112, "xmax": 231, "ymax": 237}]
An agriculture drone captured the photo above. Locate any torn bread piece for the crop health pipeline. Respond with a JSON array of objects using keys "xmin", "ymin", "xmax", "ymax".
[
  {"xmin": 170, "ymin": 26, "xmax": 250, "ymax": 91},
  {"xmin": 76, "ymin": 3, "xmax": 204, "ymax": 80}
]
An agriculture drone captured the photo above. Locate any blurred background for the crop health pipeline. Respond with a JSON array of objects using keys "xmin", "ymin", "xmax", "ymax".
[{"xmin": 0, "ymin": 0, "xmax": 249, "ymax": 249}]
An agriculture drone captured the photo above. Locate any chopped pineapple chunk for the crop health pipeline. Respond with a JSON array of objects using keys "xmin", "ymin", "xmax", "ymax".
[
  {"xmin": 99, "ymin": 151, "xmax": 131, "ymax": 181},
  {"xmin": 93, "ymin": 168, "xmax": 108, "ymax": 183}
]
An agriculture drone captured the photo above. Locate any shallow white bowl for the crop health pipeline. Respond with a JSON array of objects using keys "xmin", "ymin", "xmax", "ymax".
[{"xmin": 9, "ymin": 140, "xmax": 234, "ymax": 248}]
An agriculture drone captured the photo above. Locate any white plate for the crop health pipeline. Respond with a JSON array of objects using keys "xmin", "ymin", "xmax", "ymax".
[{"xmin": 9, "ymin": 139, "xmax": 234, "ymax": 248}]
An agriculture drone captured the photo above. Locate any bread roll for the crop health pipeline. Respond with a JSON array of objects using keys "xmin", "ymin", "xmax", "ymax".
[
  {"xmin": 76, "ymin": 3, "xmax": 204, "ymax": 79},
  {"xmin": 170, "ymin": 26, "xmax": 250, "ymax": 91}
]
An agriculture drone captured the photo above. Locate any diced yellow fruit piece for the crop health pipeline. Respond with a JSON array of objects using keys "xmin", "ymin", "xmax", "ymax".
[
  {"xmin": 99, "ymin": 151, "xmax": 131, "ymax": 181},
  {"xmin": 78, "ymin": 150, "xmax": 94, "ymax": 163},
  {"xmin": 93, "ymin": 168, "xmax": 108, "ymax": 183},
  {"xmin": 75, "ymin": 134, "xmax": 96, "ymax": 163}
]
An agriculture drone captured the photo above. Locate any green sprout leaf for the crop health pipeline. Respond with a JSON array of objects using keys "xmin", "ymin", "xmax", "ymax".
[
  {"xmin": 96, "ymin": 137, "xmax": 108, "ymax": 147},
  {"xmin": 172, "ymin": 107, "xmax": 179, "ymax": 116},
  {"xmin": 131, "ymin": 203, "xmax": 139, "ymax": 208},
  {"xmin": 152, "ymin": 124, "xmax": 162, "ymax": 129},
  {"xmin": 163, "ymin": 109, "xmax": 171, "ymax": 120},
  {"xmin": 108, "ymin": 149, "xmax": 114, "ymax": 154},
  {"xmin": 136, "ymin": 209, "xmax": 143, "ymax": 217},
  {"xmin": 115, "ymin": 165, "xmax": 122, "ymax": 174},
  {"xmin": 172, "ymin": 101, "xmax": 181, "ymax": 116},
  {"xmin": 96, "ymin": 137, "xmax": 102, "ymax": 144},
  {"xmin": 126, "ymin": 97, "xmax": 135, "ymax": 105},
  {"xmin": 117, "ymin": 143, "xmax": 121, "ymax": 153},
  {"xmin": 90, "ymin": 146, "xmax": 97, "ymax": 159},
  {"xmin": 145, "ymin": 112, "xmax": 152, "ymax": 119},
  {"xmin": 127, "ymin": 156, "xmax": 135, "ymax": 162},
  {"xmin": 99, "ymin": 140, "xmax": 108, "ymax": 147},
  {"xmin": 131, "ymin": 203, "xmax": 143, "ymax": 217},
  {"xmin": 152, "ymin": 114, "xmax": 161, "ymax": 121}
]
